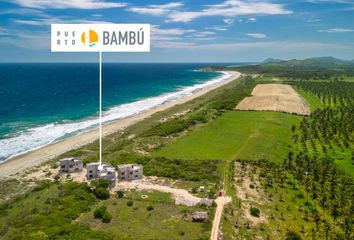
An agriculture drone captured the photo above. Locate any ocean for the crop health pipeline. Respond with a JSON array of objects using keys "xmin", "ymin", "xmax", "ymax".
[{"xmin": 0, "ymin": 63, "xmax": 238, "ymax": 162}]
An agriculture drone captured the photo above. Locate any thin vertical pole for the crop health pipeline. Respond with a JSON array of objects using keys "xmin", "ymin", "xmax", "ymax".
[{"xmin": 99, "ymin": 51, "xmax": 102, "ymax": 166}]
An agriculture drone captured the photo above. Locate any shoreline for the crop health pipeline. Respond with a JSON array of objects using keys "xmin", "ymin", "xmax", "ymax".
[{"xmin": 0, "ymin": 71, "xmax": 240, "ymax": 177}]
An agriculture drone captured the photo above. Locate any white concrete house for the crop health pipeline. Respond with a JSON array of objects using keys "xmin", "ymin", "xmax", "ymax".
[
  {"xmin": 117, "ymin": 164, "xmax": 143, "ymax": 181},
  {"xmin": 99, "ymin": 165, "xmax": 116, "ymax": 182},
  {"xmin": 86, "ymin": 162, "xmax": 116, "ymax": 182},
  {"xmin": 59, "ymin": 158, "xmax": 83, "ymax": 173},
  {"xmin": 86, "ymin": 162, "xmax": 100, "ymax": 180}
]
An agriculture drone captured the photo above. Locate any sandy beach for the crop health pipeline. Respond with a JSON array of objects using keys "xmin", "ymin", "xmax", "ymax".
[{"xmin": 0, "ymin": 71, "xmax": 240, "ymax": 178}]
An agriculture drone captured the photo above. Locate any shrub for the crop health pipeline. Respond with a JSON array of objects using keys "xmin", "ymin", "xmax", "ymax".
[
  {"xmin": 116, "ymin": 191, "xmax": 124, "ymax": 198},
  {"xmin": 147, "ymin": 206, "xmax": 154, "ymax": 211},
  {"xmin": 94, "ymin": 205, "xmax": 107, "ymax": 219},
  {"xmin": 92, "ymin": 179, "xmax": 110, "ymax": 189},
  {"xmin": 102, "ymin": 212, "xmax": 112, "ymax": 223},
  {"xmin": 297, "ymin": 193, "xmax": 304, "ymax": 199},
  {"xmin": 127, "ymin": 200, "xmax": 133, "ymax": 207},
  {"xmin": 32, "ymin": 181, "xmax": 51, "ymax": 192},
  {"xmin": 285, "ymin": 230, "xmax": 302, "ymax": 240},
  {"xmin": 53, "ymin": 174, "xmax": 60, "ymax": 183},
  {"xmin": 94, "ymin": 188, "xmax": 110, "ymax": 200},
  {"xmin": 250, "ymin": 207, "xmax": 260, "ymax": 217}
]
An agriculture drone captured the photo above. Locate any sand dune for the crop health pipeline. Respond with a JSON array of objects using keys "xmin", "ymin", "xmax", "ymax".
[{"xmin": 236, "ymin": 84, "xmax": 310, "ymax": 115}]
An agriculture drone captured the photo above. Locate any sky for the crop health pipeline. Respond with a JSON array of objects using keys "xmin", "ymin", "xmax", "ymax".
[{"xmin": 0, "ymin": 0, "xmax": 353, "ymax": 62}]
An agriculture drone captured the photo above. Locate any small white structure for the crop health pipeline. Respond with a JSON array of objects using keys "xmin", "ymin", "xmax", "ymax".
[
  {"xmin": 86, "ymin": 162, "xmax": 116, "ymax": 182},
  {"xmin": 59, "ymin": 158, "xmax": 83, "ymax": 173},
  {"xmin": 117, "ymin": 164, "xmax": 143, "ymax": 181}
]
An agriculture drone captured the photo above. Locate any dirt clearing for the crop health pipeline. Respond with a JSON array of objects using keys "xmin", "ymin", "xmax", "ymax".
[{"xmin": 236, "ymin": 84, "xmax": 310, "ymax": 115}]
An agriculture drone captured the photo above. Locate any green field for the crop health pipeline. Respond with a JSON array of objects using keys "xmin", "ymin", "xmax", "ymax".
[{"xmin": 154, "ymin": 111, "xmax": 302, "ymax": 163}]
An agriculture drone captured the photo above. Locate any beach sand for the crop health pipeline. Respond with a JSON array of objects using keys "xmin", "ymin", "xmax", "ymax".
[{"xmin": 0, "ymin": 71, "xmax": 241, "ymax": 177}]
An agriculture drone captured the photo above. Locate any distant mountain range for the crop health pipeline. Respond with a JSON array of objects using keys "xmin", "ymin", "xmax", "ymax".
[{"xmin": 262, "ymin": 57, "xmax": 354, "ymax": 67}]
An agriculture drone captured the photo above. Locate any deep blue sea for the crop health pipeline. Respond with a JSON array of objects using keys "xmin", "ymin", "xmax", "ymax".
[{"xmin": 0, "ymin": 63, "xmax": 242, "ymax": 161}]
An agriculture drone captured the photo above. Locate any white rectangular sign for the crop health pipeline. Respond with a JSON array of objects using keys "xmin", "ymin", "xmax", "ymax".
[{"xmin": 51, "ymin": 24, "xmax": 150, "ymax": 52}]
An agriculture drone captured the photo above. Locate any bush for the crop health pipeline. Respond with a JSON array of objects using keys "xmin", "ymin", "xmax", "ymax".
[
  {"xmin": 297, "ymin": 193, "xmax": 304, "ymax": 199},
  {"xmin": 94, "ymin": 188, "xmax": 110, "ymax": 200},
  {"xmin": 127, "ymin": 200, "xmax": 133, "ymax": 207},
  {"xmin": 94, "ymin": 205, "xmax": 107, "ymax": 219},
  {"xmin": 116, "ymin": 191, "xmax": 124, "ymax": 198},
  {"xmin": 285, "ymin": 230, "xmax": 302, "ymax": 240},
  {"xmin": 147, "ymin": 206, "xmax": 154, "ymax": 211},
  {"xmin": 92, "ymin": 179, "xmax": 110, "ymax": 189},
  {"xmin": 32, "ymin": 181, "xmax": 51, "ymax": 192},
  {"xmin": 250, "ymin": 207, "xmax": 260, "ymax": 217},
  {"xmin": 102, "ymin": 212, "xmax": 112, "ymax": 223},
  {"xmin": 117, "ymin": 154, "xmax": 221, "ymax": 183}
]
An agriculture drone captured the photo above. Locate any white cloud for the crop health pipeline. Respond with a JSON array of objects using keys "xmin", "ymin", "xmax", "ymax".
[
  {"xmin": 193, "ymin": 31, "xmax": 216, "ymax": 37},
  {"xmin": 223, "ymin": 18, "xmax": 234, "ymax": 24},
  {"xmin": 151, "ymin": 26, "xmax": 195, "ymax": 36},
  {"xmin": 13, "ymin": 18, "xmax": 114, "ymax": 25},
  {"xmin": 0, "ymin": 8, "xmax": 45, "ymax": 16},
  {"xmin": 0, "ymin": 28, "xmax": 50, "ymax": 50},
  {"xmin": 128, "ymin": 2, "xmax": 183, "ymax": 16},
  {"xmin": 206, "ymin": 26, "xmax": 228, "ymax": 31},
  {"xmin": 307, "ymin": 18, "xmax": 320, "ymax": 22},
  {"xmin": 308, "ymin": 0, "xmax": 354, "ymax": 4},
  {"xmin": 153, "ymin": 41, "xmax": 347, "ymax": 52},
  {"xmin": 167, "ymin": 0, "xmax": 292, "ymax": 22},
  {"xmin": 318, "ymin": 28, "xmax": 354, "ymax": 33},
  {"xmin": 12, "ymin": 0, "xmax": 127, "ymax": 9},
  {"xmin": 246, "ymin": 33, "xmax": 267, "ymax": 38}
]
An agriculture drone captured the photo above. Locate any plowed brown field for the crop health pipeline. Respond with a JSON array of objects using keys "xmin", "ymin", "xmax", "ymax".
[{"xmin": 236, "ymin": 84, "xmax": 310, "ymax": 115}]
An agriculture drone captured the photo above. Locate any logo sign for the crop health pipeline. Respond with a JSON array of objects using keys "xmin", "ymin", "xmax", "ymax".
[{"xmin": 51, "ymin": 24, "xmax": 150, "ymax": 52}]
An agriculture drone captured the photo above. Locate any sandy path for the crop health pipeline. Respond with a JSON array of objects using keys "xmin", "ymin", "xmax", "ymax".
[
  {"xmin": 210, "ymin": 196, "xmax": 232, "ymax": 240},
  {"xmin": 112, "ymin": 180, "xmax": 202, "ymax": 206},
  {"xmin": 236, "ymin": 84, "xmax": 310, "ymax": 115},
  {"xmin": 0, "ymin": 71, "xmax": 240, "ymax": 178}
]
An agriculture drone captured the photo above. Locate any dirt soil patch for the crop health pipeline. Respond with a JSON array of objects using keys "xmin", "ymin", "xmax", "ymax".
[{"xmin": 236, "ymin": 84, "xmax": 310, "ymax": 115}]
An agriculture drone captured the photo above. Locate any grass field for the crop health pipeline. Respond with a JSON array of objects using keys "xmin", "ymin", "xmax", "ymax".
[
  {"xmin": 154, "ymin": 111, "xmax": 302, "ymax": 163},
  {"xmin": 78, "ymin": 190, "xmax": 212, "ymax": 240}
]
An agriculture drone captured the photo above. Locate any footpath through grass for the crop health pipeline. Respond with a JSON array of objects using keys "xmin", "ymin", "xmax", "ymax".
[{"xmin": 154, "ymin": 111, "xmax": 301, "ymax": 163}]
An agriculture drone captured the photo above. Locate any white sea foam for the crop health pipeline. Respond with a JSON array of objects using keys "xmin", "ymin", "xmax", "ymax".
[{"xmin": 0, "ymin": 71, "xmax": 232, "ymax": 162}]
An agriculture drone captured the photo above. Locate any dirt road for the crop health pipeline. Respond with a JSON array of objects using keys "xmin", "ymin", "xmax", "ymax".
[
  {"xmin": 210, "ymin": 196, "xmax": 232, "ymax": 240},
  {"xmin": 112, "ymin": 179, "xmax": 203, "ymax": 206}
]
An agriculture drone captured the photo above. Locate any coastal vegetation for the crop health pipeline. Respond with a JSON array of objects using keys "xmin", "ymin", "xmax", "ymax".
[
  {"xmin": 78, "ymin": 190, "xmax": 213, "ymax": 240},
  {"xmin": 1, "ymin": 58, "xmax": 354, "ymax": 239}
]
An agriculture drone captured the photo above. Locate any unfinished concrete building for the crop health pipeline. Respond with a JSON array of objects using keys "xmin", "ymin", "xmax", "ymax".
[
  {"xmin": 117, "ymin": 164, "xmax": 143, "ymax": 181},
  {"xmin": 86, "ymin": 162, "xmax": 116, "ymax": 182},
  {"xmin": 59, "ymin": 158, "xmax": 83, "ymax": 173}
]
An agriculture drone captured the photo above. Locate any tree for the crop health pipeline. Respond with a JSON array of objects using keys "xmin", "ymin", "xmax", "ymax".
[
  {"xmin": 94, "ymin": 205, "xmax": 107, "ymax": 219},
  {"xmin": 102, "ymin": 212, "xmax": 112, "ymax": 223},
  {"xmin": 250, "ymin": 207, "xmax": 260, "ymax": 217},
  {"xmin": 94, "ymin": 188, "xmax": 110, "ymax": 200},
  {"xmin": 285, "ymin": 230, "xmax": 302, "ymax": 240}
]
